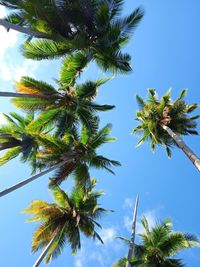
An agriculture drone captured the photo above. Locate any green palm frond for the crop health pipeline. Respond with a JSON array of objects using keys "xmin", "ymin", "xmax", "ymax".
[
  {"xmin": 51, "ymin": 185, "xmax": 72, "ymax": 210},
  {"xmin": 15, "ymin": 76, "xmax": 57, "ymax": 95},
  {"xmin": 59, "ymin": 52, "xmax": 90, "ymax": 87},
  {"xmin": 89, "ymin": 123, "xmax": 116, "ymax": 149},
  {"xmin": 22, "ymin": 39, "xmax": 73, "ymax": 60},
  {"xmin": 0, "ymin": 146, "xmax": 22, "ymax": 166},
  {"xmin": 27, "ymin": 109, "xmax": 61, "ymax": 133},
  {"xmin": 12, "ymin": 97, "xmax": 55, "ymax": 112},
  {"xmin": 115, "ymin": 6, "xmax": 144, "ymax": 35},
  {"xmin": 72, "ymin": 162, "xmax": 91, "ymax": 188},
  {"xmin": 89, "ymin": 155, "xmax": 121, "ymax": 174}
]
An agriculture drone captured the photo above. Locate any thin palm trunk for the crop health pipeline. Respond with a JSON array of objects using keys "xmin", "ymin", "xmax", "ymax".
[
  {"xmin": 0, "ymin": 92, "xmax": 49, "ymax": 98},
  {"xmin": 33, "ymin": 229, "xmax": 59, "ymax": 267},
  {"xmin": 0, "ymin": 160, "xmax": 73, "ymax": 198},
  {"xmin": 0, "ymin": 19, "xmax": 47, "ymax": 38},
  {"xmin": 162, "ymin": 125, "xmax": 200, "ymax": 171},
  {"xmin": 126, "ymin": 194, "xmax": 139, "ymax": 267}
]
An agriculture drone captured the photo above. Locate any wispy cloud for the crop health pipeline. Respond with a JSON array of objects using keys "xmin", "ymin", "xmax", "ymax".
[
  {"xmin": 123, "ymin": 197, "xmax": 134, "ymax": 209},
  {"xmin": 0, "ymin": 7, "xmax": 18, "ymax": 62},
  {"xmin": 0, "ymin": 7, "xmax": 40, "ymax": 84},
  {"xmin": 98, "ymin": 227, "xmax": 117, "ymax": 245},
  {"xmin": 0, "ymin": 60, "xmax": 40, "ymax": 83},
  {"xmin": 0, "ymin": 63, "xmax": 12, "ymax": 81},
  {"xmin": 123, "ymin": 197, "xmax": 157, "ymax": 234},
  {"xmin": 0, "ymin": 113, "xmax": 7, "ymax": 124},
  {"xmin": 14, "ymin": 60, "xmax": 39, "ymax": 81},
  {"xmin": 73, "ymin": 226, "xmax": 123, "ymax": 267}
]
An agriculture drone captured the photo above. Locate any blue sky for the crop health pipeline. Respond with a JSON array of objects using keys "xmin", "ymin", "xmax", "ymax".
[{"xmin": 0, "ymin": 1, "xmax": 200, "ymax": 266}]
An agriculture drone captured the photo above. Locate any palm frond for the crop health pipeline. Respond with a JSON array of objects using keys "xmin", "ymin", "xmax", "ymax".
[
  {"xmin": 22, "ymin": 39, "xmax": 73, "ymax": 60},
  {"xmin": 59, "ymin": 52, "xmax": 90, "ymax": 87}
]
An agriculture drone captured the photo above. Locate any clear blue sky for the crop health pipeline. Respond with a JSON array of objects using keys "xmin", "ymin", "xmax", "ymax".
[{"xmin": 0, "ymin": 0, "xmax": 199, "ymax": 266}]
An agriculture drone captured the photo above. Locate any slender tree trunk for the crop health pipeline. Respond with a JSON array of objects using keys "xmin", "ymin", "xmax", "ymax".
[
  {"xmin": 0, "ymin": 161, "xmax": 72, "ymax": 198},
  {"xmin": 33, "ymin": 230, "xmax": 58, "ymax": 267},
  {"xmin": 0, "ymin": 19, "xmax": 47, "ymax": 38},
  {"xmin": 126, "ymin": 195, "xmax": 139, "ymax": 267},
  {"xmin": 0, "ymin": 92, "xmax": 49, "ymax": 98},
  {"xmin": 162, "ymin": 125, "xmax": 200, "ymax": 172}
]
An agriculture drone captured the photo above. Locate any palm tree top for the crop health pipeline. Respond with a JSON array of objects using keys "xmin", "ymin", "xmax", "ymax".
[
  {"xmin": 23, "ymin": 181, "xmax": 109, "ymax": 263},
  {"xmin": 114, "ymin": 216, "xmax": 200, "ymax": 267},
  {"xmin": 37, "ymin": 123, "xmax": 120, "ymax": 185},
  {"xmin": 12, "ymin": 53, "xmax": 115, "ymax": 136},
  {"xmin": 1, "ymin": 0, "xmax": 144, "ymax": 73},
  {"xmin": 133, "ymin": 88, "xmax": 199, "ymax": 157}
]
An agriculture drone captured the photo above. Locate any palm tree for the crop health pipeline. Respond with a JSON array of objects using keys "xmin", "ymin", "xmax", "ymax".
[
  {"xmin": 36, "ymin": 123, "xmax": 120, "ymax": 187},
  {"xmin": 113, "ymin": 217, "xmax": 200, "ymax": 267},
  {"xmin": 133, "ymin": 89, "xmax": 200, "ymax": 171},
  {"xmin": 11, "ymin": 52, "xmax": 114, "ymax": 136},
  {"xmin": 0, "ymin": 124, "xmax": 120, "ymax": 197},
  {"xmin": 23, "ymin": 181, "xmax": 108, "ymax": 266},
  {"xmin": 0, "ymin": 0, "xmax": 144, "ymax": 73},
  {"xmin": 0, "ymin": 112, "xmax": 44, "ymax": 173}
]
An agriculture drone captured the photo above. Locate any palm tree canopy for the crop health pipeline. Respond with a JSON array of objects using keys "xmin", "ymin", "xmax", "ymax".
[
  {"xmin": 113, "ymin": 216, "xmax": 200, "ymax": 267},
  {"xmin": 133, "ymin": 89, "xmax": 199, "ymax": 157},
  {"xmin": 23, "ymin": 181, "xmax": 108, "ymax": 263},
  {"xmin": 0, "ymin": 112, "xmax": 44, "ymax": 172},
  {"xmin": 36, "ymin": 123, "xmax": 120, "ymax": 187},
  {"xmin": 12, "ymin": 52, "xmax": 115, "ymax": 136},
  {"xmin": 1, "ymin": 0, "xmax": 144, "ymax": 73}
]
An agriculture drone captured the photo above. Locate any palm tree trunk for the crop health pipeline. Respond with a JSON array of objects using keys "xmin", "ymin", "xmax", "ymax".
[
  {"xmin": 0, "ymin": 161, "xmax": 72, "ymax": 198},
  {"xmin": 162, "ymin": 125, "xmax": 200, "ymax": 172},
  {"xmin": 33, "ymin": 230, "xmax": 58, "ymax": 267},
  {"xmin": 0, "ymin": 92, "xmax": 48, "ymax": 98},
  {"xmin": 0, "ymin": 19, "xmax": 47, "ymax": 38},
  {"xmin": 126, "ymin": 195, "xmax": 139, "ymax": 267}
]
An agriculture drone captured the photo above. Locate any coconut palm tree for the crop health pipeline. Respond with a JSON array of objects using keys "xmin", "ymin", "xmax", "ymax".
[
  {"xmin": 11, "ymin": 52, "xmax": 114, "ymax": 136},
  {"xmin": 0, "ymin": 123, "xmax": 120, "ymax": 197},
  {"xmin": 23, "ymin": 180, "xmax": 108, "ymax": 266},
  {"xmin": 0, "ymin": 0, "xmax": 144, "ymax": 73},
  {"xmin": 113, "ymin": 217, "xmax": 200, "ymax": 267},
  {"xmin": 36, "ymin": 123, "xmax": 120, "ymax": 187},
  {"xmin": 133, "ymin": 89, "xmax": 200, "ymax": 171},
  {"xmin": 0, "ymin": 112, "xmax": 45, "ymax": 173}
]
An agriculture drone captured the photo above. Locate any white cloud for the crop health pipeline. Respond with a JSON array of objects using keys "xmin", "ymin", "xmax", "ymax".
[
  {"xmin": 90, "ymin": 252, "xmax": 105, "ymax": 267},
  {"xmin": 0, "ymin": 113, "xmax": 7, "ymax": 124},
  {"xmin": 98, "ymin": 227, "xmax": 117, "ymax": 245},
  {"xmin": 0, "ymin": 63, "xmax": 12, "ymax": 81},
  {"xmin": 123, "ymin": 209, "xmax": 157, "ymax": 234},
  {"xmin": 123, "ymin": 198, "xmax": 134, "ymax": 209},
  {"xmin": 0, "ymin": 7, "xmax": 18, "ymax": 61},
  {"xmin": 14, "ymin": 60, "xmax": 39, "ymax": 81},
  {"xmin": 0, "ymin": 5, "xmax": 6, "ymax": 18},
  {"xmin": 0, "ymin": 60, "xmax": 39, "ymax": 82},
  {"xmin": 75, "ymin": 259, "xmax": 83, "ymax": 267},
  {"xmin": 0, "ymin": 6, "xmax": 40, "ymax": 83},
  {"xmin": 124, "ymin": 216, "xmax": 132, "ymax": 232},
  {"xmin": 73, "ymin": 225, "xmax": 122, "ymax": 267}
]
